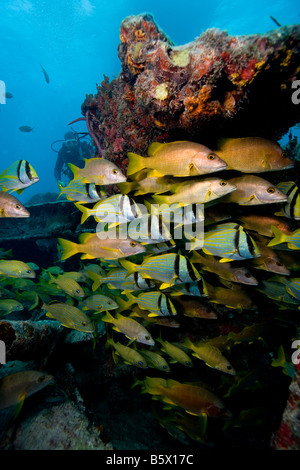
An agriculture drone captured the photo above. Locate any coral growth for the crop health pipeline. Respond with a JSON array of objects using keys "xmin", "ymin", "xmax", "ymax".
[{"xmin": 81, "ymin": 14, "xmax": 300, "ymax": 170}]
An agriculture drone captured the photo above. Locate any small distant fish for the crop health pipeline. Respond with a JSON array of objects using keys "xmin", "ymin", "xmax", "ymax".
[
  {"xmin": 215, "ymin": 137, "xmax": 294, "ymax": 173},
  {"xmin": 68, "ymin": 158, "xmax": 127, "ymax": 185},
  {"xmin": 40, "ymin": 64, "xmax": 50, "ymax": 84},
  {"xmin": 222, "ymin": 175, "xmax": 288, "ymax": 205},
  {"xmin": 127, "ymin": 141, "xmax": 227, "ymax": 177},
  {"xmin": 107, "ymin": 338, "xmax": 148, "ymax": 368},
  {"xmin": 206, "ymin": 282, "xmax": 257, "ymax": 311},
  {"xmin": 57, "ymin": 178, "xmax": 106, "ymax": 203},
  {"xmin": 120, "ymin": 253, "xmax": 202, "ymax": 289},
  {"xmin": 79, "ymin": 294, "xmax": 119, "ymax": 312},
  {"xmin": 75, "ymin": 194, "xmax": 144, "ymax": 225},
  {"xmin": 4, "ymin": 92, "xmax": 13, "ymax": 99},
  {"xmin": 139, "ymin": 349, "xmax": 170, "ymax": 372},
  {"xmin": 0, "ymin": 260, "xmax": 36, "ymax": 278},
  {"xmin": 267, "ymin": 225, "xmax": 300, "ymax": 250},
  {"xmin": 42, "ymin": 302, "xmax": 94, "ymax": 333},
  {"xmin": 0, "ymin": 191, "xmax": 30, "ymax": 217},
  {"xmin": 0, "ymin": 298, "xmax": 23, "ymax": 314},
  {"xmin": 58, "ymin": 233, "xmax": 146, "ymax": 260},
  {"xmin": 0, "ymin": 370, "xmax": 53, "ymax": 412},
  {"xmin": 19, "ymin": 126, "xmax": 34, "ymax": 133},
  {"xmin": 101, "ymin": 311, "xmax": 155, "ymax": 345},
  {"xmin": 48, "ymin": 273, "xmax": 85, "ymax": 298},
  {"xmin": 182, "ymin": 337, "xmax": 236, "ymax": 375},
  {"xmin": 0, "ymin": 160, "xmax": 39, "ymax": 194},
  {"xmin": 237, "ymin": 213, "xmax": 296, "ymax": 238},
  {"xmin": 275, "ymin": 182, "xmax": 300, "ymax": 220},
  {"xmin": 120, "ymin": 290, "xmax": 177, "ymax": 317},
  {"xmin": 202, "ymin": 223, "xmax": 260, "ymax": 262},
  {"xmin": 156, "ymin": 337, "xmax": 193, "ymax": 367},
  {"xmin": 270, "ymin": 15, "xmax": 282, "ymax": 27},
  {"xmin": 174, "ymin": 296, "xmax": 218, "ymax": 319},
  {"xmin": 152, "ymin": 177, "xmax": 237, "ymax": 205}
]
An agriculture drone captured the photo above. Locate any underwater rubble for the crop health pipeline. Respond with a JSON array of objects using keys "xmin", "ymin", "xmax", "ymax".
[{"xmin": 0, "ymin": 14, "xmax": 300, "ymax": 451}]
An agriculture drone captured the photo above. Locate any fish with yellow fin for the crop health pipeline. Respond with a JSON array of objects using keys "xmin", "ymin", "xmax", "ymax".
[
  {"xmin": 68, "ymin": 158, "xmax": 127, "ymax": 185},
  {"xmin": 127, "ymin": 141, "xmax": 227, "ymax": 177},
  {"xmin": 107, "ymin": 338, "xmax": 148, "ymax": 368},
  {"xmin": 102, "ymin": 311, "xmax": 155, "ymax": 345},
  {"xmin": 0, "ymin": 260, "xmax": 36, "ymax": 278},
  {"xmin": 0, "ymin": 191, "xmax": 30, "ymax": 217},
  {"xmin": 0, "ymin": 160, "xmax": 39, "ymax": 194},
  {"xmin": 42, "ymin": 302, "xmax": 94, "ymax": 333}
]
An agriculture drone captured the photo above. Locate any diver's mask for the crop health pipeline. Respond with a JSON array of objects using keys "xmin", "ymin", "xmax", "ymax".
[{"xmin": 65, "ymin": 139, "xmax": 77, "ymax": 148}]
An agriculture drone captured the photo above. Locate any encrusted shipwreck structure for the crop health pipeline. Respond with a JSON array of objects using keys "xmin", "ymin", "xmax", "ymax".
[{"xmin": 82, "ymin": 13, "xmax": 300, "ymax": 174}]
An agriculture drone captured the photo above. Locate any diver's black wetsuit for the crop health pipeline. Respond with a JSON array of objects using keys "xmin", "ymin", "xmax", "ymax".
[{"xmin": 54, "ymin": 141, "xmax": 93, "ymax": 182}]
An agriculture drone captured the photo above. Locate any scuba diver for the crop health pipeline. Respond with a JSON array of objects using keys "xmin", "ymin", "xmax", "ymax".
[{"xmin": 53, "ymin": 131, "xmax": 93, "ymax": 184}]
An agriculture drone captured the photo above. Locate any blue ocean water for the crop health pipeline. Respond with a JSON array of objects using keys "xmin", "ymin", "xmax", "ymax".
[{"xmin": 0, "ymin": 0, "xmax": 299, "ymax": 201}]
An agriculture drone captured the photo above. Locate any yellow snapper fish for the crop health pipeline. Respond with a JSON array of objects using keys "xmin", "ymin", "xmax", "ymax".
[
  {"xmin": 107, "ymin": 338, "xmax": 148, "ymax": 368},
  {"xmin": 190, "ymin": 251, "xmax": 258, "ymax": 285},
  {"xmin": 201, "ymin": 223, "xmax": 260, "ymax": 262},
  {"xmin": 118, "ymin": 170, "xmax": 180, "ymax": 196},
  {"xmin": 267, "ymin": 225, "xmax": 300, "ymax": 250},
  {"xmin": 0, "ymin": 298, "xmax": 23, "ymax": 314},
  {"xmin": 58, "ymin": 271, "xmax": 86, "ymax": 282},
  {"xmin": 135, "ymin": 376, "xmax": 232, "ymax": 418},
  {"xmin": 57, "ymin": 178, "xmax": 106, "ymax": 203},
  {"xmin": 127, "ymin": 141, "xmax": 227, "ymax": 177},
  {"xmin": 0, "ymin": 160, "xmax": 39, "ymax": 194},
  {"xmin": 48, "ymin": 273, "xmax": 85, "ymax": 298},
  {"xmin": 0, "ymin": 260, "xmax": 36, "ymax": 278},
  {"xmin": 42, "ymin": 302, "xmax": 94, "ymax": 333},
  {"xmin": 68, "ymin": 158, "xmax": 127, "ymax": 185},
  {"xmin": 152, "ymin": 177, "xmax": 237, "ymax": 206},
  {"xmin": 0, "ymin": 191, "xmax": 30, "ymax": 217},
  {"xmin": 74, "ymin": 194, "xmax": 145, "ymax": 225},
  {"xmin": 182, "ymin": 337, "xmax": 236, "ymax": 375},
  {"xmin": 79, "ymin": 294, "xmax": 119, "ymax": 312},
  {"xmin": 248, "ymin": 234, "xmax": 290, "ymax": 275},
  {"xmin": 205, "ymin": 281, "xmax": 257, "ymax": 311},
  {"xmin": 275, "ymin": 181, "xmax": 300, "ymax": 220},
  {"xmin": 237, "ymin": 213, "xmax": 297, "ymax": 238},
  {"xmin": 120, "ymin": 253, "xmax": 202, "ymax": 289},
  {"xmin": 174, "ymin": 296, "xmax": 218, "ymax": 319},
  {"xmin": 214, "ymin": 137, "xmax": 294, "ymax": 173},
  {"xmin": 156, "ymin": 337, "xmax": 193, "ymax": 367},
  {"xmin": 0, "ymin": 370, "xmax": 53, "ymax": 413},
  {"xmin": 139, "ymin": 349, "xmax": 170, "ymax": 372},
  {"xmin": 58, "ymin": 233, "xmax": 146, "ymax": 260},
  {"xmin": 222, "ymin": 175, "xmax": 288, "ymax": 205},
  {"xmin": 101, "ymin": 311, "xmax": 155, "ymax": 345}
]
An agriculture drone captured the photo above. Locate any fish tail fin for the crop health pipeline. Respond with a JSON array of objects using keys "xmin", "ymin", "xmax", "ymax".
[
  {"xmin": 117, "ymin": 181, "xmax": 137, "ymax": 195},
  {"xmin": 74, "ymin": 202, "xmax": 90, "ymax": 224},
  {"xmin": 57, "ymin": 182, "xmax": 64, "ymax": 199},
  {"xmin": 267, "ymin": 225, "xmax": 286, "ymax": 247},
  {"xmin": 152, "ymin": 194, "xmax": 170, "ymax": 205},
  {"xmin": 86, "ymin": 270, "xmax": 101, "ymax": 291},
  {"xmin": 68, "ymin": 163, "xmax": 79, "ymax": 179},
  {"xmin": 119, "ymin": 259, "xmax": 137, "ymax": 277},
  {"xmin": 58, "ymin": 238, "xmax": 79, "ymax": 260},
  {"xmin": 127, "ymin": 152, "xmax": 145, "ymax": 176},
  {"xmin": 101, "ymin": 310, "xmax": 115, "ymax": 324},
  {"xmin": 143, "ymin": 376, "xmax": 167, "ymax": 395},
  {"xmin": 116, "ymin": 294, "xmax": 133, "ymax": 312}
]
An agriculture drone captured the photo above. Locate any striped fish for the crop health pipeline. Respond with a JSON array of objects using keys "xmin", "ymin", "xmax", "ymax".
[
  {"xmin": 139, "ymin": 349, "xmax": 170, "ymax": 372},
  {"xmin": 256, "ymin": 279, "xmax": 300, "ymax": 305},
  {"xmin": 120, "ymin": 253, "xmax": 201, "ymax": 289},
  {"xmin": 57, "ymin": 178, "xmax": 106, "ymax": 203},
  {"xmin": 42, "ymin": 302, "xmax": 94, "ymax": 333},
  {"xmin": 202, "ymin": 223, "xmax": 260, "ymax": 262},
  {"xmin": 127, "ymin": 213, "xmax": 172, "ymax": 244},
  {"xmin": 267, "ymin": 225, "xmax": 300, "ymax": 250},
  {"xmin": 0, "ymin": 260, "xmax": 36, "ymax": 278},
  {"xmin": 275, "ymin": 277, "xmax": 300, "ymax": 301},
  {"xmin": 120, "ymin": 290, "xmax": 177, "ymax": 317},
  {"xmin": 169, "ymin": 279, "xmax": 208, "ymax": 297},
  {"xmin": 79, "ymin": 294, "xmax": 119, "ymax": 312},
  {"xmin": 0, "ymin": 160, "xmax": 39, "ymax": 194},
  {"xmin": 75, "ymin": 194, "xmax": 144, "ymax": 225},
  {"xmin": 86, "ymin": 268, "xmax": 156, "ymax": 292},
  {"xmin": 276, "ymin": 181, "xmax": 300, "ymax": 220}
]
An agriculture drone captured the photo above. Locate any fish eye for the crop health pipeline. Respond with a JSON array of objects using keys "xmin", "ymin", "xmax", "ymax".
[
  {"xmin": 107, "ymin": 301, "xmax": 112, "ymax": 304},
  {"xmin": 245, "ymin": 272, "xmax": 252, "ymax": 278},
  {"xmin": 112, "ymin": 169, "xmax": 119, "ymax": 175},
  {"xmin": 267, "ymin": 187, "xmax": 275, "ymax": 193},
  {"xmin": 186, "ymin": 361, "xmax": 192, "ymax": 366},
  {"xmin": 82, "ymin": 321, "xmax": 87, "ymax": 326},
  {"xmin": 145, "ymin": 335, "xmax": 150, "ymax": 340},
  {"xmin": 76, "ymin": 289, "xmax": 80, "ymax": 294},
  {"xmin": 282, "ymin": 151, "xmax": 288, "ymax": 158},
  {"xmin": 26, "ymin": 269, "xmax": 32, "ymax": 274},
  {"xmin": 15, "ymin": 204, "xmax": 21, "ymax": 210},
  {"xmin": 163, "ymin": 365, "xmax": 168, "ymax": 370},
  {"xmin": 138, "ymin": 361, "xmax": 144, "ymax": 366},
  {"xmin": 219, "ymin": 180, "xmax": 227, "ymax": 186},
  {"xmin": 276, "ymin": 261, "xmax": 283, "ymax": 266},
  {"xmin": 130, "ymin": 241, "xmax": 137, "ymax": 247},
  {"xmin": 207, "ymin": 153, "xmax": 215, "ymax": 160},
  {"xmin": 227, "ymin": 365, "xmax": 233, "ymax": 370},
  {"xmin": 37, "ymin": 375, "xmax": 46, "ymax": 383}
]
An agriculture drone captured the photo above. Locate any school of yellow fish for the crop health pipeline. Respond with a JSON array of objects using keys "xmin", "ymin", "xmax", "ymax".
[{"xmin": 0, "ymin": 136, "xmax": 299, "ymax": 446}]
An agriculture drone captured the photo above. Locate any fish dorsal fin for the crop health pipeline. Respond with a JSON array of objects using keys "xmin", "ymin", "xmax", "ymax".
[
  {"xmin": 78, "ymin": 232, "xmax": 94, "ymax": 244},
  {"xmin": 147, "ymin": 142, "xmax": 164, "ymax": 156}
]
